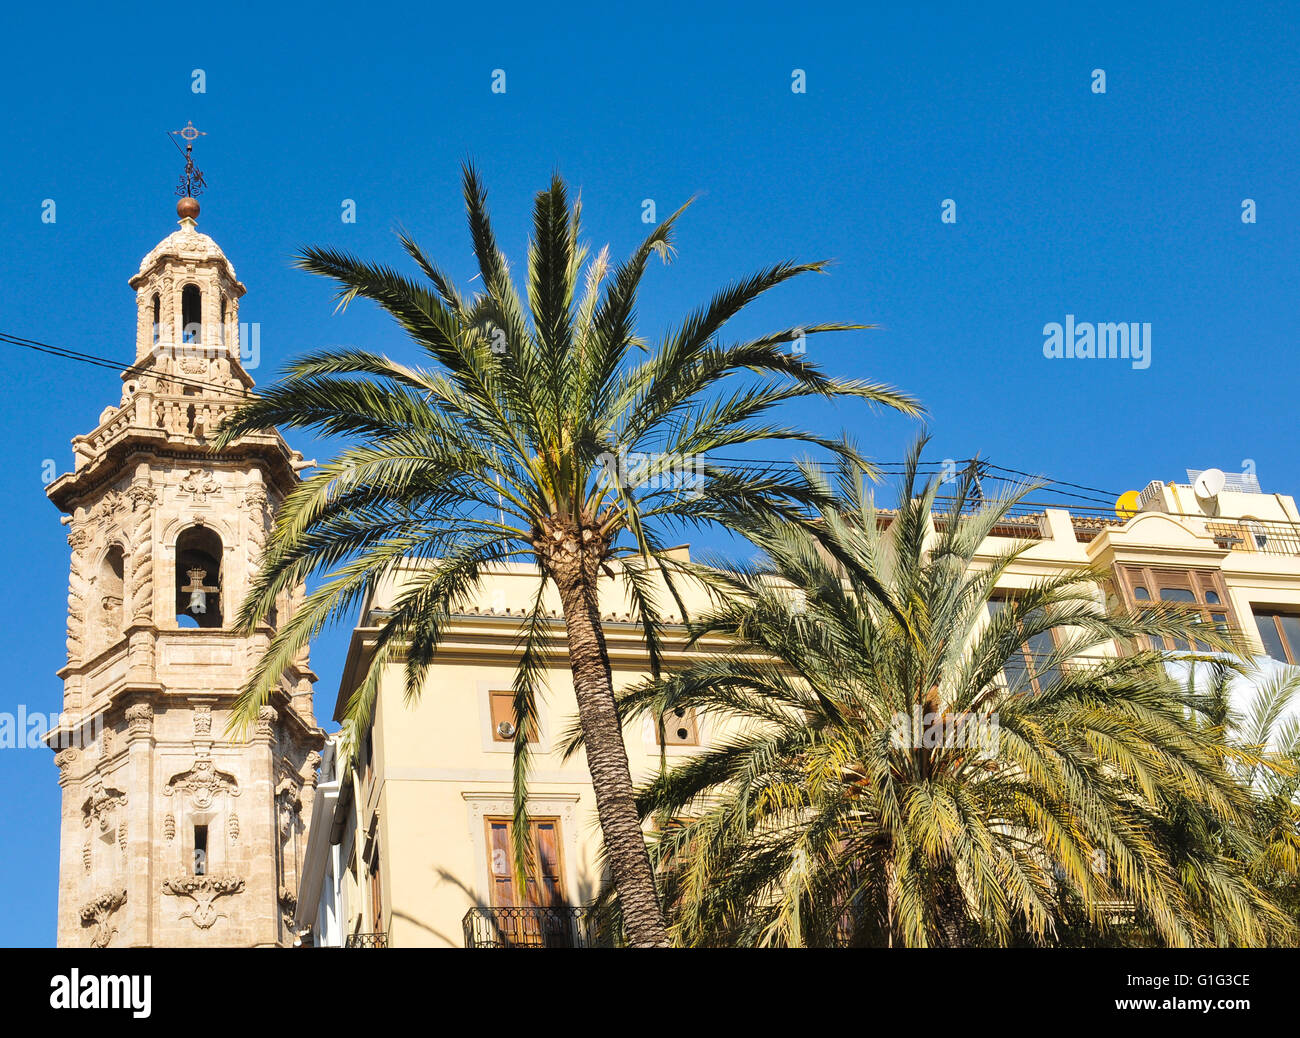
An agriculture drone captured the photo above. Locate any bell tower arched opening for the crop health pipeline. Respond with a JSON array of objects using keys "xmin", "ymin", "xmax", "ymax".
[
  {"xmin": 175, "ymin": 527, "xmax": 223, "ymax": 628},
  {"xmin": 97, "ymin": 544, "xmax": 125, "ymax": 647},
  {"xmin": 181, "ymin": 284, "xmax": 202, "ymax": 345}
]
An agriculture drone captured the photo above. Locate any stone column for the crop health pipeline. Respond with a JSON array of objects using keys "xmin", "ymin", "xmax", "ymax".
[
  {"xmin": 248, "ymin": 706, "xmax": 280, "ymax": 946},
  {"xmin": 53, "ymin": 747, "xmax": 81, "ymax": 946},
  {"xmin": 122, "ymin": 702, "xmax": 155, "ymax": 947}
]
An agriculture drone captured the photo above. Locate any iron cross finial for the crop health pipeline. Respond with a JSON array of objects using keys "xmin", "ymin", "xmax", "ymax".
[{"xmin": 169, "ymin": 121, "xmax": 208, "ymax": 199}]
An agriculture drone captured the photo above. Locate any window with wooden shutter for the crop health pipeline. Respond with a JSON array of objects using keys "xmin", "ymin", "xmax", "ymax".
[
  {"xmin": 655, "ymin": 705, "xmax": 699, "ymax": 746},
  {"xmin": 368, "ymin": 842, "xmax": 383, "ymax": 934},
  {"xmin": 489, "ymin": 690, "xmax": 538, "ymax": 743},
  {"xmin": 1115, "ymin": 566, "xmax": 1232, "ymax": 651},
  {"xmin": 485, "ymin": 817, "xmax": 564, "ymax": 907}
]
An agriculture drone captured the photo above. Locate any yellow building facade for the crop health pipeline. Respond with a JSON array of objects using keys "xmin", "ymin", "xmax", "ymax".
[{"xmin": 295, "ymin": 471, "xmax": 1300, "ymax": 947}]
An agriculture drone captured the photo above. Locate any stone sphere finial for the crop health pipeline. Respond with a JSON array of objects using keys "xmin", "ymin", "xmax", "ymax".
[{"xmin": 177, "ymin": 196, "xmax": 200, "ymax": 221}]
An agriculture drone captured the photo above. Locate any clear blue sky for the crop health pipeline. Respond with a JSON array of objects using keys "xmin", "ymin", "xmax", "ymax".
[{"xmin": 0, "ymin": 1, "xmax": 1295, "ymax": 945}]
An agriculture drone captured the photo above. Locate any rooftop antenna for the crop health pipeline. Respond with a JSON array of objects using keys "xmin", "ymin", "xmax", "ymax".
[{"xmin": 168, "ymin": 121, "xmax": 207, "ymax": 222}]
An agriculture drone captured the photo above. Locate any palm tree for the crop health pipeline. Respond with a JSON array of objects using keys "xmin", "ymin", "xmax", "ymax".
[
  {"xmin": 615, "ymin": 445, "xmax": 1291, "ymax": 946},
  {"xmin": 1158, "ymin": 659, "xmax": 1300, "ymax": 941},
  {"xmin": 214, "ymin": 165, "xmax": 919, "ymax": 946}
]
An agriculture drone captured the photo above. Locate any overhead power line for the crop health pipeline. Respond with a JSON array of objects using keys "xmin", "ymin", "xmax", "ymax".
[
  {"xmin": 0, "ymin": 327, "xmax": 1124, "ymax": 504},
  {"xmin": 0, "ymin": 330, "xmax": 236, "ymax": 396}
]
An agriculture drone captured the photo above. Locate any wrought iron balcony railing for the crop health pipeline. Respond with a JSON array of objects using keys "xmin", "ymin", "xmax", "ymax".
[
  {"xmin": 344, "ymin": 931, "xmax": 388, "ymax": 948},
  {"xmin": 462, "ymin": 906, "xmax": 616, "ymax": 948},
  {"xmin": 1206, "ymin": 518, "xmax": 1300, "ymax": 556}
]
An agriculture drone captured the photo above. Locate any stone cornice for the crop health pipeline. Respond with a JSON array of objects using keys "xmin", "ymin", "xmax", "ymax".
[{"xmin": 47, "ymin": 432, "xmax": 297, "ymax": 514}]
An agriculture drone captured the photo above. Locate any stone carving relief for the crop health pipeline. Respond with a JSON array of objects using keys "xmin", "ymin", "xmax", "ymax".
[
  {"xmin": 303, "ymin": 750, "xmax": 323, "ymax": 790},
  {"xmin": 163, "ymin": 758, "xmax": 240, "ymax": 810},
  {"xmin": 278, "ymin": 886, "xmax": 297, "ymax": 931},
  {"xmin": 256, "ymin": 706, "xmax": 278, "ymax": 738},
  {"xmin": 275, "ymin": 761, "xmax": 303, "ymax": 836},
  {"xmin": 90, "ymin": 490, "xmax": 127, "ymax": 526},
  {"xmin": 193, "ymin": 705, "xmax": 212, "ymax": 737},
  {"xmin": 98, "ymin": 595, "xmax": 123, "ymax": 644},
  {"xmin": 125, "ymin": 702, "xmax": 153, "ymax": 735},
  {"xmin": 161, "ymin": 875, "xmax": 245, "ymax": 929},
  {"xmin": 178, "ymin": 469, "xmax": 220, "ymax": 503},
  {"xmin": 80, "ymin": 888, "xmax": 127, "ymax": 948},
  {"xmin": 54, "ymin": 748, "xmax": 77, "ymax": 781},
  {"xmin": 81, "ymin": 781, "xmax": 127, "ymax": 835}
]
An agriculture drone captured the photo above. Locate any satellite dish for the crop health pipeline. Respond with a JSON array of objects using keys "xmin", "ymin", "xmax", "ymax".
[
  {"xmin": 1193, "ymin": 468, "xmax": 1226, "ymax": 499},
  {"xmin": 1115, "ymin": 490, "xmax": 1140, "ymax": 519}
]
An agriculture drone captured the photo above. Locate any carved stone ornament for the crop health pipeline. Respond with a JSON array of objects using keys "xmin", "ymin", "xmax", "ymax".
[
  {"xmin": 80, "ymin": 888, "xmax": 127, "ymax": 948},
  {"xmin": 256, "ymin": 706, "xmax": 278, "ymax": 737},
  {"xmin": 125, "ymin": 702, "xmax": 153, "ymax": 734},
  {"xmin": 178, "ymin": 469, "xmax": 220, "ymax": 502},
  {"xmin": 163, "ymin": 758, "xmax": 240, "ymax": 810},
  {"xmin": 126, "ymin": 479, "xmax": 157, "ymax": 512},
  {"xmin": 82, "ymin": 781, "xmax": 127, "ymax": 832},
  {"xmin": 193, "ymin": 705, "xmax": 212, "ymax": 737},
  {"xmin": 162, "ymin": 875, "xmax": 244, "ymax": 929},
  {"xmin": 54, "ymin": 748, "xmax": 77, "ymax": 780},
  {"xmin": 91, "ymin": 491, "xmax": 127, "ymax": 525},
  {"xmin": 303, "ymin": 750, "xmax": 322, "ymax": 789}
]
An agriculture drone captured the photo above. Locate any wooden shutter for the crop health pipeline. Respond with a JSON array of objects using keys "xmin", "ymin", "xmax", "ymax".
[
  {"xmin": 489, "ymin": 691, "xmax": 538, "ymax": 742},
  {"xmin": 487, "ymin": 820, "xmax": 515, "ymax": 907},
  {"xmin": 535, "ymin": 821, "xmax": 562, "ymax": 907},
  {"xmin": 656, "ymin": 706, "xmax": 699, "ymax": 746}
]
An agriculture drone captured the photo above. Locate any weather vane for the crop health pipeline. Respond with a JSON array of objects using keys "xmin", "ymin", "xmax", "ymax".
[{"xmin": 169, "ymin": 121, "xmax": 207, "ymax": 199}]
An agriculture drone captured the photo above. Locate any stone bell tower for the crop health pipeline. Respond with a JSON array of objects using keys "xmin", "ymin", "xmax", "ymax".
[{"xmin": 45, "ymin": 139, "xmax": 324, "ymax": 947}]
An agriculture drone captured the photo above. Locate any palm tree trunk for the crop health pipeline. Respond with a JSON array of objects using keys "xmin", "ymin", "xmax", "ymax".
[{"xmin": 551, "ymin": 559, "xmax": 670, "ymax": 948}]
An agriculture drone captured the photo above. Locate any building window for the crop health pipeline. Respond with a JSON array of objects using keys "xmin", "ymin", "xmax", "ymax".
[
  {"xmin": 486, "ymin": 818, "xmax": 564, "ymax": 908},
  {"xmin": 489, "ymin": 690, "xmax": 538, "ymax": 743},
  {"xmin": 1252, "ymin": 607, "xmax": 1300, "ymax": 664},
  {"xmin": 175, "ymin": 527, "xmax": 223, "ymax": 629},
  {"xmin": 151, "ymin": 293, "xmax": 160, "ymax": 344},
  {"xmin": 367, "ymin": 841, "xmax": 383, "ymax": 934},
  {"xmin": 655, "ymin": 706, "xmax": 699, "ymax": 746},
  {"xmin": 987, "ymin": 598, "xmax": 1059, "ymax": 693},
  {"xmin": 181, "ymin": 284, "xmax": 202, "ymax": 344},
  {"xmin": 193, "ymin": 824, "xmax": 208, "ymax": 876},
  {"xmin": 1116, "ymin": 566, "xmax": 1231, "ymax": 651}
]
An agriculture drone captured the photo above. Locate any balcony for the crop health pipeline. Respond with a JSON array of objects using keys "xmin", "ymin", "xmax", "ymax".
[
  {"xmin": 462, "ymin": 906, "xmax": 616, "ymax": 948},
  {"xmin": 1206, "ymin": 518, "xmax": 1300, "ymax": 556},
  {"xmin": 344, "ymin": 932, "xmax": 388, "ymax": 948}
]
